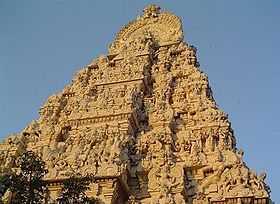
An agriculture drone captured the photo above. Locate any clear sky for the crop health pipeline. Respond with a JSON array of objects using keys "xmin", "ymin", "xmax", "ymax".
[{"xmin": 0, "ymin": 0, "xmax": 279, "ymax": 201}]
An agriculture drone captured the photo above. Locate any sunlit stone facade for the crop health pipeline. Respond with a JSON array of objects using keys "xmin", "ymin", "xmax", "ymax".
[{"xmin": 0, "ymin": 5, "xmax": 271, "ymax": 204}]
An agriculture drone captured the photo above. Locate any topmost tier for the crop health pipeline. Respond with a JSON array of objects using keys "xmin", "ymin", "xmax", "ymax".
[{"xmin": 109, "ymin": 4, "xmax": 184, "ymax": 54}]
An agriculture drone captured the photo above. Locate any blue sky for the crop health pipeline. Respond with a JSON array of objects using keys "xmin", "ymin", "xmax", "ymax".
[{"xmin": 0, "ymin": 0, "xmax": 279, "ymax": 201}]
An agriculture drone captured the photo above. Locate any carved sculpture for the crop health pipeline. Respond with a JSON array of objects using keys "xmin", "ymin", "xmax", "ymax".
[{"xmin": 0, "ymin": 4, "xmax": 271, "ymax": 204}]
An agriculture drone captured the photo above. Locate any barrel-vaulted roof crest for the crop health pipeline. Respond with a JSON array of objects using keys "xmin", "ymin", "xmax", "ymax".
[{"xmin": 109, "ymin": 4, "xmax": 184, "ymax": 54}]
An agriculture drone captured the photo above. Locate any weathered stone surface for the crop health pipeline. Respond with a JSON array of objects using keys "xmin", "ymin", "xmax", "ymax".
[{"xmin": 0, "ymin": 5, "xmax": 271, "ymax": 204}]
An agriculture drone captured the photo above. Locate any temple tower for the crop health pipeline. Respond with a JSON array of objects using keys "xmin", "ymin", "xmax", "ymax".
[{"xmin": 0, "ymin": 5, "xmax": 271, "ymax": 204}]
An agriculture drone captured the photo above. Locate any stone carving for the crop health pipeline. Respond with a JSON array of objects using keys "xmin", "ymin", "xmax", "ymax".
[{"xmin": 0, "ymin": 4, "xmax": 271, "ymax": 204}]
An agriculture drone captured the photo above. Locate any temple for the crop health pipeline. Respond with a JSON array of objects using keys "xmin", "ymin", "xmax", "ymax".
[{"xmin": 0, "ymin": 5, "xmax": 271, "ymax": 204}]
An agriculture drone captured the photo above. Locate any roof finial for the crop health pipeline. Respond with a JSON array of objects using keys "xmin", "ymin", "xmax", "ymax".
[{"xmin": 143, "ymin": 4, "xmax": 161, "ymax": 18}]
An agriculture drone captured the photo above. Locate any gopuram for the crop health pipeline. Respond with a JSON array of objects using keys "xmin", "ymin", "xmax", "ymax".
[{"xmin": 0, "ymin": 5, "xmax": 271, "ymax": 204}]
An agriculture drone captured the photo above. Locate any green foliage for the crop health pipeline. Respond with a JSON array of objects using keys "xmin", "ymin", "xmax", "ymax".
[
  {"xmin": 57, "ymin": 174, "xmax": 96, "ymax": 204},
  {"xmin": 0, "ymin": 174, "xmax": 10, "ymax": 198},
  {"xmin": 0, "ymin": 173, "xmax": 12, "ymax": 203},
  {"xmin": 0, "ymin": 151, "xmax": 48, "ymax": 204},
  {"xmin": 269, "ymin": 199, "xmax": 275, "ymax": 204}
]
